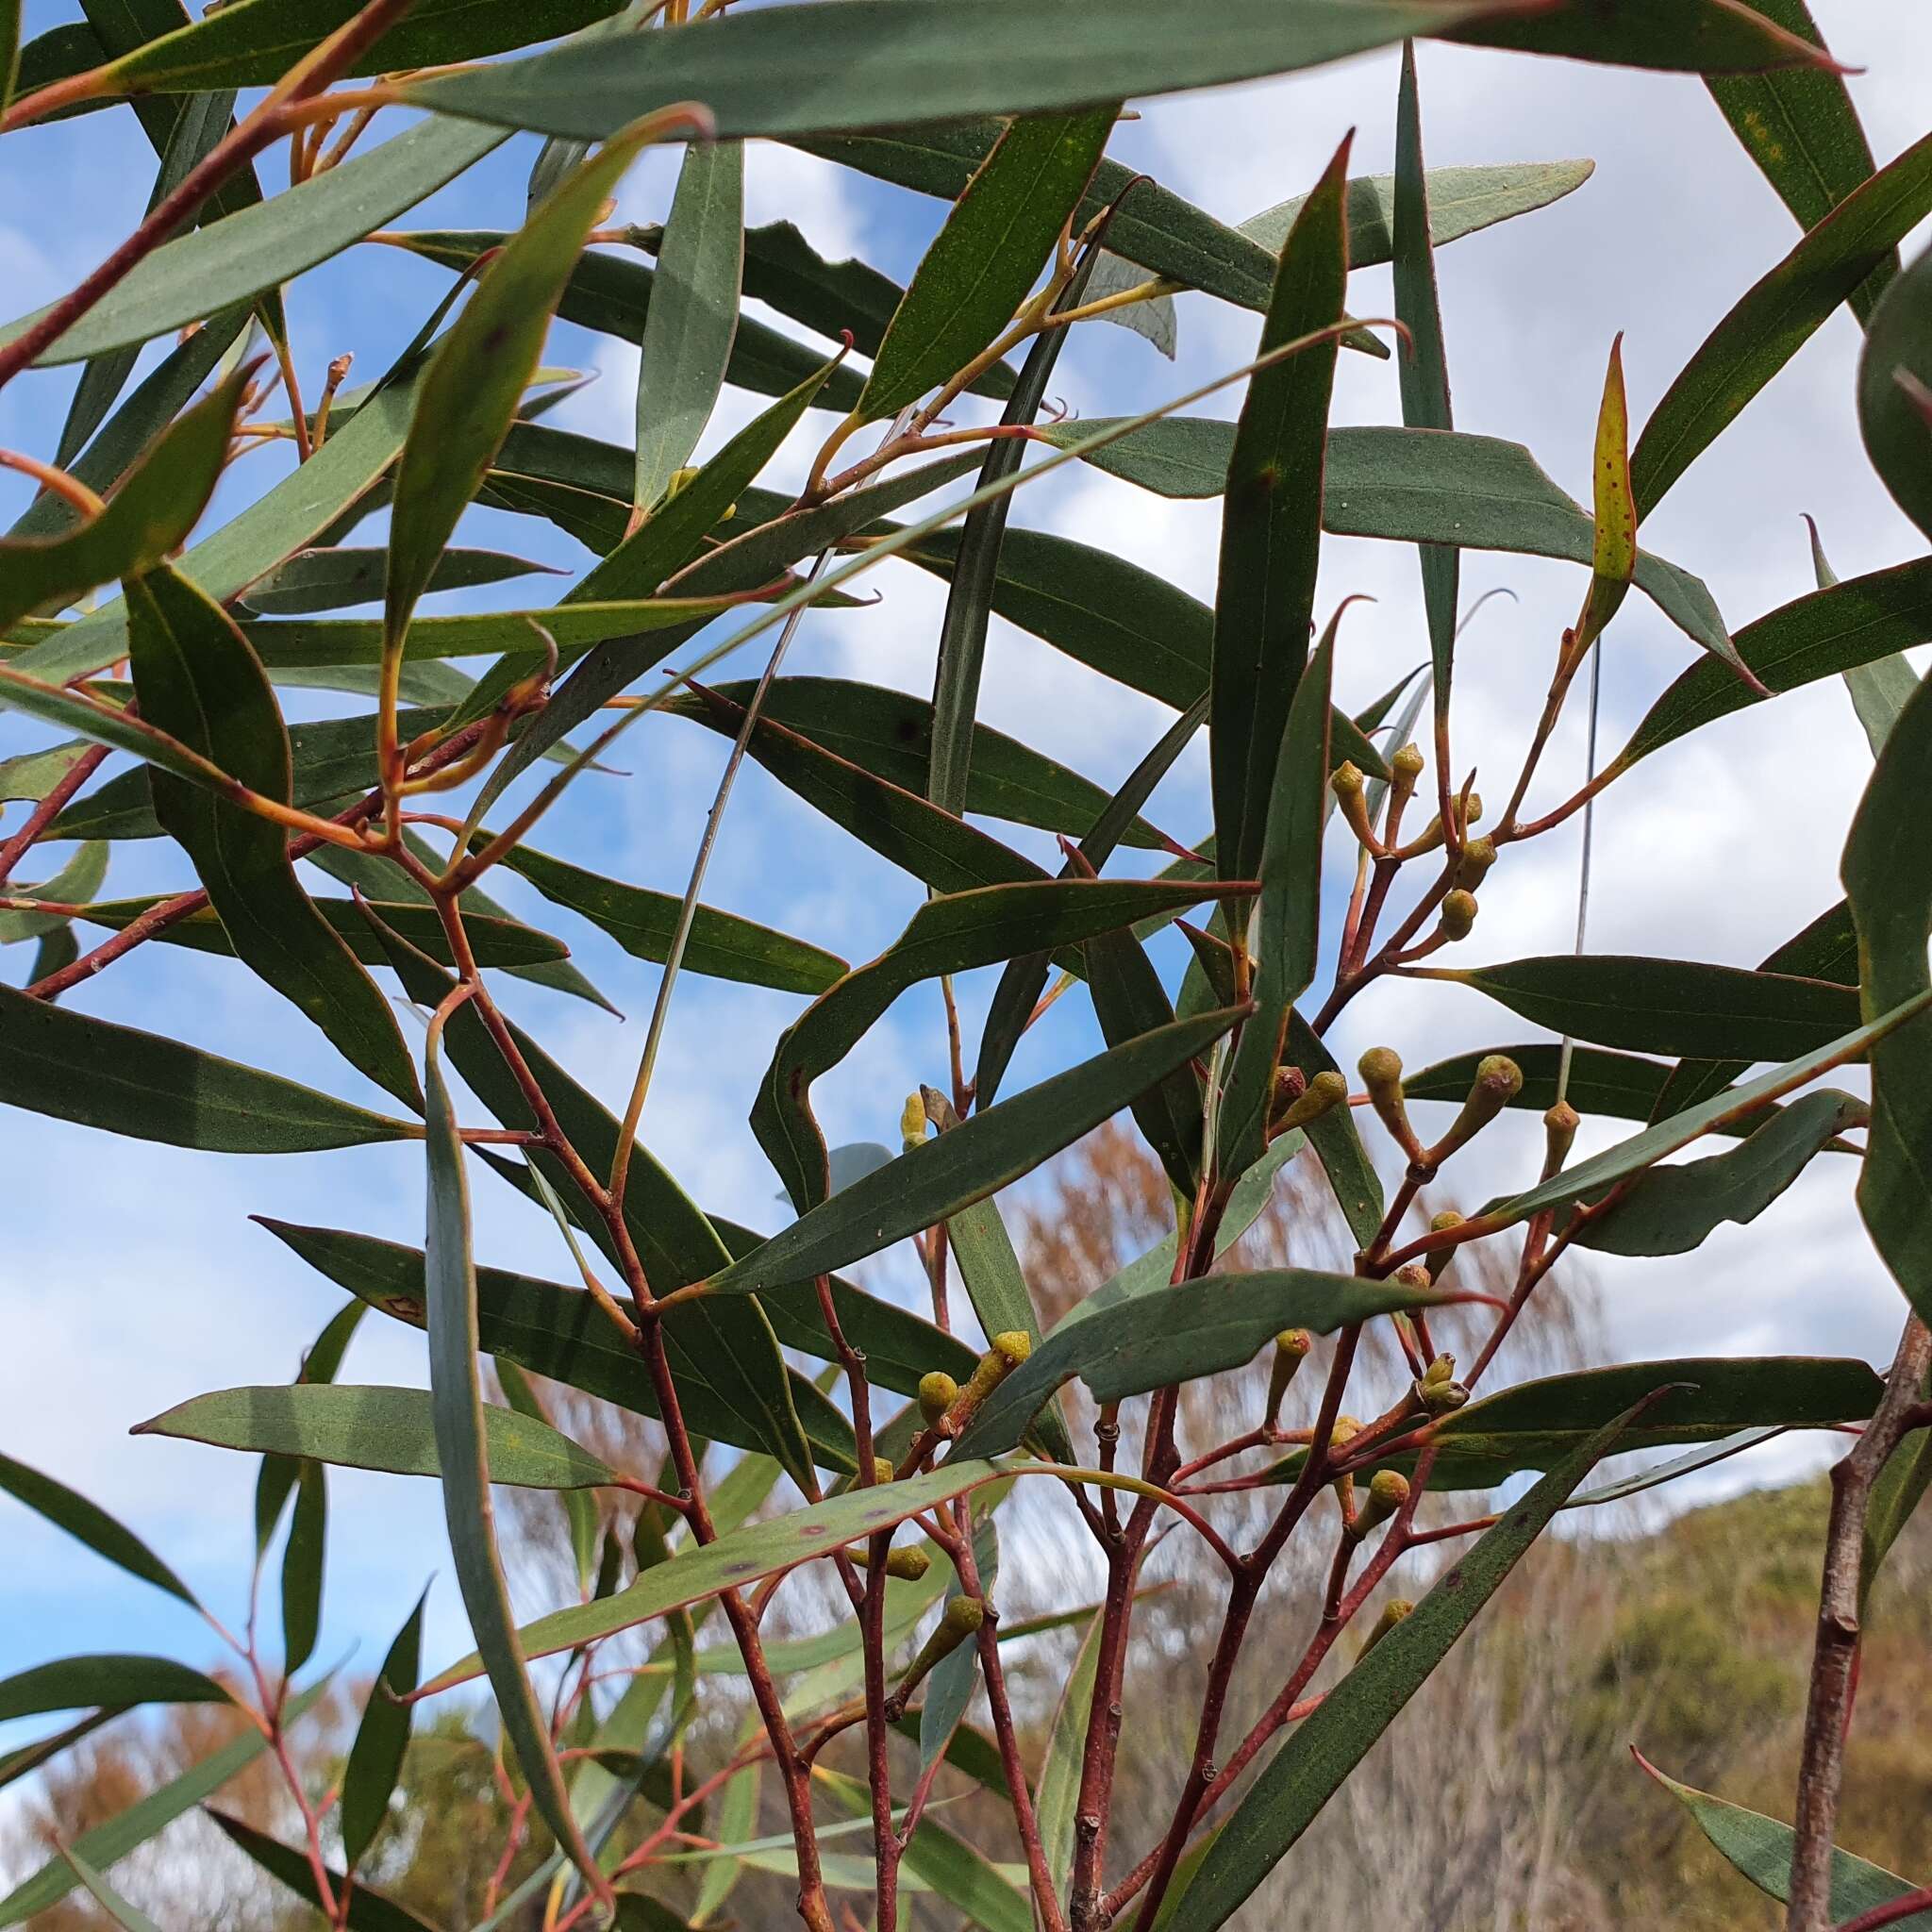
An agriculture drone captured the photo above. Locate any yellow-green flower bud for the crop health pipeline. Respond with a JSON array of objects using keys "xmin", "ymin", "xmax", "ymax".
[
  {"xmin": 1357, "ymin": 1047, "xmax": 1420, "ymax": 1156},
  {"xmin": 1400, "ymin": 792, "xmax": 1482, "ymax": 859},
  {"xmin": 1438, "ymin": 889, "xmax": 1478, "ymax": 941},
  {"xmin": 1353, "ymin": 1469, "xmax": 1410, "ymax": 1537},
  {"xmin": 872, "ymin": 1457, "xmax": 895, "ymax": 1488},
  {"xmin": 1544, "ymin": 1099, "xmax": 1579, "ymax": 1173},
  {"xmin": 1331, "ymin": 760, "xmax": 1377, "ymax": 847},
  {"xmin": 893, "ymin": 1596, "xmax": 988, "ymax": 1707},
  {"xmin": 1422, "ymin": 1353, "xmax": 1457, "ymax": 1388},
  {"xmin": 918, "ymin": 1371, "xmax": 959, "ymax": 1426},
  {"xmin": 1455, "ymin": 835, "xmax": 1497, "ymax": 891},
  {"xmin": 1264, "ymin": 1327, "xmax": 1312, "ymax": 1426},
  {"xmin": 1273, "ymin": 1067, "xmax": 1348, "ymax": 1137},
  {"xmin": 1414, "ymin": 1370, "xmax": 1470, "ymax": 1416},
  {"xmin": 1393, "ymin": 1262, "xmax": 1432, "ymax": 1293},
  {"xmin": 1358, "ymin": 1597, "xmax": 1414, "ymax": 1658},
  {"xmin": 1424, "ymin": 1208, "xmax": 1464, "ymax": 1284},
  {"xmin": 845, "ymin": 1542, "xmax": 933, "ymax": 1581},
  {"xmin": 1427, "ymin": 1054, "xmax": 1524, "ymax": 1163},
  {"xmin": 1391, "ymin": 742, "xmax": 1425, "ymax": 784},
  {"xmin": 961, "ymin": 1331, "xmax": 1033, "ymax": 1407},
  {"xmin": 901, "ymin": 1091, "xmax": 927, "ymax": 1154}
]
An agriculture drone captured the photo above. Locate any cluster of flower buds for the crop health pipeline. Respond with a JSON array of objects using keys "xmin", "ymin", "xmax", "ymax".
[
  {"xmin": 1357, "ymin": 1045, "xmax": 1524, "ymax": 1178},
  {"xmin": 1413, "ymin": 1353, "xmax": 1470, "ymax": 1418},
  {"xmin": 1269, "ymin": 1066, "xmax": 1348, "ymax": 1141},
  {"xmin": 907, "ymin": 1332, "xmax": 1032, "ymax": 1464}
]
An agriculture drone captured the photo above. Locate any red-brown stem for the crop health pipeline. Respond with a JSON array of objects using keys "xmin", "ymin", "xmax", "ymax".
[
  {"xmin": 0, "ymin": 0, "xmax": 424, "ymax": 391},
  {"xmin": 1786, "ymin": 1317, "xmax": 1932, "ymax": 1931},
  {"xmin": 0, "ymin": 744, "xmax": 108, "ymax": 886},
  {"xmin": 1827, "ymin": 1883, "xmax": 1932, "ymax": 1932}
]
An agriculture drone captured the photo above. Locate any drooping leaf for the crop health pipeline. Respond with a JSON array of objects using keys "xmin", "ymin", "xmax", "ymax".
[
  {"xmin": 1211, "ymin": 134, "xmax": 1349, "ymax": 880},
  {"xmin": 205, "ymin": 1807, "xmax": 440, "ymax": 1932},
  {"xmin": 714, "ymin": 1006, "xmax": 1245, "ymax": 1295},
  {"xmin": 1284, "ymin": 1011, "xmax": 1386, "ymax": 1250},
  {"xmin": 1857, "ymin": 239, "xmax": 1932, "ymax": 545},
  {"xmin": 125, "ymin": 562, "xmax": 420, "ymax": 1108},
  {"xmin": 858, "ymin": 107, "xmax": 1113, "ymax": 425},
  {"xmin": 0, "ymin": 982, "xmax": 413, "ymax": 1152},
  {"xmin": 1805, "ymin": 519, "xmax": 1924, "ymax": 756},
  {"xmin": 1415, "ymin": 953, "xmax": 1859, "ymax": 1062},
  {"xmin": 1035, "ymin": 1606, "xmax": 1105, "ymax": 1902},
  {"xmin": 1172, "ymin": 1400, "xmax": 1657, "ymax": 1928},
  {"xmin": 136, "ymin": 1383, "xmax": 619, "ymax": 1490},
  {"xmin": 423, "ymin": 1027, "xmax": 606, "ymax": 1891},
  {"xmin": 955, "ymin": 1267, "xmax": 1441, "ymax": 1460},
  {"xmin": 54, "ymin": 1842, "xmax": 163, "ymax": 1932},
  {"xmin": 1635, "ymin": 1754, "xmax": 1932, "ymax": 1926},
  {"xmin": 405, "ymin": 0, "xmax": 1511, "ymax": 145},
  {"xmin": 339, "ymin": 1588, "xmax": 427, "ymax": 1873},
  {"xmin": 0, "ymin": 1450, "xmax": 196, "ymax": 1607},
  {"xmin": 634, "ymin": 140, "xmax": 744, "ymax": 509},
  {"xmin": 0, "ymin": 369, "xmax": 243, "ymax": 634},
  {"xmin": 1842, "ymin": 669, "xmax": 1932, "ymax": 1318},
  {"xmin": 0, "ymin": 1657, "xmax": 227, "ymax": 1724},
  {"xmin": 1632, "ymin": 132, "xmax": 1932, "ymax": 519}
]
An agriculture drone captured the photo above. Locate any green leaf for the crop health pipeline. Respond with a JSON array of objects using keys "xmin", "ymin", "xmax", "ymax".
[
  {"xmin": 386, "ymin": 124, "xmax": 658, "ymax": 668},
  {"xmin": 1636, "ymin": 1755, "xmax": 1932, "ymax": 1926},
  {"xmin": 138, "ymin": 1383, "xmax": 619, "ymax": 1489},
  {"xmin": 391, "ymin": 228, "xmax": 868, "ymax": 414},
  {"xmin": 0, "ymin": 119, "xmax": 504, "ymax": 368},
  {"xmin": 1807, "ymin": 520, "xmax": 1925, "ymax": 757},
  {"xmin": 406, "ymin": 0, "xmax": 1506, "ymax": 144},
  {"xmin": 126, "ymin": 563, "xmax": 420, "ymax": 1108},
  {"xmin": 424, "ymin": 1027, "xmax": 605, "ymax": 1892},
  {"xmin": 81, "ymin": 0, "xmax": 622, "ymax": 93},
  {"xmin": 0, "ymin": 1656, "xmax": 227, "ymax": 1724},
  {"xmin": 1842, "ymin": 668, "xmax": 1932, "ymax": 1319},
  {"xmin": 635, "ymin": 140, "xmax": 743, "ymax": 508},
  {"xmin": 1857, "ymin": 239, "xmax": 1932, "ymax": 545},
  {"xmin": 340, "ymin": 1588, "xmax": 426, "ymax": 1873},
  {"xmin": 56, "ymin": 1845, "xmax": 161, "ymax": 1932},
  {"xmin": 205, "ymin": 1807, "xmax": 440, "ymax": 1932},
  {"xmin": 0, "ymin": 981, "xmax": 411, "ymax": 1151},
  {"xmin": 0, "ymin": 737, "xmax": 92, "ymax": 805},
  {"xmin": 0, "ymin": 1679, "xmax": 328, "ymax": 1926},
  {"xmin": 256, "ymin": 1299, "xmax": 366, "ymax": 1557},
  {"xmin": 1172, "ymin": 1399, "xmax": 1655, "ymax": 1929},
  {"xmin": 1392, "ymin": 42, "xmax": 1458, "ymax": 713},
  {"xmin": 492, "ymin": 843, "xmax": 843, "ymax": 994},
  {"xmin": 1620, "ymin": 558, "xmax": 1932, "ymax": 765},
  {"xmin": 1211, "ymin": 134, "xmax": 1349, "ymax": 880},
  {"xmin": 1041, "ymin": 419, "xmax": 1742, "ymax": 674},
  {"xmin": 0, "ymin": 368, "xmax": 243, "ymax": 634},
  {"xmin": 0, "ymin": 1449, "xmax": 195, "ymax": 1607},
  {"xmin": 858, "ymin": 107, "xmax": 1113, "ymax": 425},
  {"xmin": 277, "ymin": 1457, "xmax": 325, "ymax": 1675},
  {"xmin": 1486, "ymin": 990, "xmax": 1932, "ymax": 1230},
  {"xmin": 714, "ymin": 1006, "xmax": 1246, "ymax": 1295},
  {"xmin": 957, "ymin": 1267, "xmax": 1441, "ymax": 1460},
  {"xmin": 1632, "ymin": 131, "xmax": 1932, "ymax": 518},
  {"xmin": 1417, "ymin": 954, "xmax": 1859, "ymax": 1061},
  {"xmin": 419, "ymin": 1456, "xmax": 1017, "ymax": 1694},
  {"xmin": 944, "ymin": 1202, "xmax": 1073, "ymax": 1462},
  {"xmin": 0, "ymin": 1709, "xmax": 124, "ymax": 1794},
  {"xmin": 1703, "ymin": 0, "xmax": 1890, "ymax": 326},
  {"xmin": 1285, "ymin": 1010, "xmax": 1386, "ymax": 1250},
  {"xmin": 1216, "ymin": 610, "xmax": 1340, "ymax": 1176},
  {"xmin": 691, "ymin": 1753, "xmax": 760, "ymax": 1924},
  {"xmin": 1035, "ymin": 1606, "xmax": 1104, "ymax": 1903},
  {"xmin": 0, "ymin": 841, "xmax": 106, "ymax": 944},
  {"xmin": 674, "ymin": 675, "xmax": 1167, "ymax": 850},
  {"xmin": 240, "ymin": 545, "xmax": 558, "ymax": 615},
  {"xmin": 919, "ymin": 1516, "xmax": 999, "ymax": 1777},
  {"xmin": 1444, "ymin": 0, "xmax": 1840, "ymax": 73}
]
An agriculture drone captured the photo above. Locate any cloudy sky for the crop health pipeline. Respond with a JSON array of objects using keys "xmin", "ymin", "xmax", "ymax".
[{"xmin": 1, "ymin": 0, "xmax": 1928, "ymax": 1739}]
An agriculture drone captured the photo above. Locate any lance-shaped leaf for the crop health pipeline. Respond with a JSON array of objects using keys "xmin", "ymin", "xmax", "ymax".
[
  {"xmin": 257, "ymin": 1219, "xmax": 868, "ymax": 1474},
  {"xmin": 1171, "ymin": 1398, "xmax": 1659, "ymax": 1929},
  {"xmin": 0, "ymin": 1452, "xmax": 193, "ymax": 1608},
  {"xmin": 256, "ymin": 1300, "xmax": 365, "ymax": 1557},
  {"xmin": 0, "ymin": 982, "xmax": 413, "ymax": 1152},
  {"xmin": 1411, "ymin": 954, "xmax": 1860, "ymax": 1062},
  {"xmin": 1632, "ymin": 131, "xmax": 1932, "ymax": 520},
  {"xmin": 858, "ymin": 107, "xmax": 1112, "ymax": 425},
  {"xmin": 1806, "ymin": 519, "xmax": 1923, "ymax": 757},
  {"xmin": 53, "ymin": 1843, "xmax": 162, "ymax": 1932},
  {"xmin": 1036, "ymin": 1606, "xmax": 1105, "ymax": 1902},
  {"xmin": 1485, "ymin": 989, "xmax": 1932, "ymax": 1232},
  {"xmin": 126, "ymin": 563, "xmax": 420, "ymax": 1108},
  {"xmin": 942, "ymin": 1202, "xmax": 1073, "ymax": 1462},
  {"xmin": 673, "ymin": 675, "xmax": 1168, "ymax": 849},
  {"xmin": 0, "ymin": 841, "xmax": 106, "ymax": 944},
  {"xmin": 1858, "ymin": 239, "xmax": 1932, "ymax": 546},
  {"xmin": 240, "ymin": 545, "xmax": 558, "ymax": 615},
  {"xmin": 1860, "ymin": 1419, "xmax": 1932, "ymax": 1617},
  {"xmin": 1635, "ymin": 1754, "xmax": 1932, "ymax": 1926},
  {"xmin": 0, "ymin": 1679, "xmax": 328, "ymax": 1926},
  {"xmin": 405, "ymin": 0, "xmax": 1512, "ymax": 146},
  {"xmin": 371, "ymin": 923, "xmax": 821, "ymax": 1492},
  {"xmin": 1217, "ymin": 611, "xmax": 1340, "ymax": 1176},
  {"xmin": 715, "ymin": 1006, "xmax": 1245, "ymax": 1295},
  {"xmin": 1392, "ymin": 43, "xmax": 1458, "ymax": 712},
  {"xmin": 0, "ymin": 369, "xmax": 242, "ymax": 634},
  {"xmin": 0, "ymin": 1657, "xmax": 227, "ymax": 1724},
  {"xmin": 1084, "ymin": 923, "xmax": 1207, "ymax": 1198},
  {"xmin": 918, "ymin": 1515, "xmax": 999, "ymax": 1777},
  {"xmin": 1619, "ymin": 558, "xmax": 1932, "ymax": 765},
  {"xmin": 1443, "ymin": 0, "xmax": 1839, "ymax": 73},
  {"xmin": 136, "ymin": 1383, "xmax": 620, "ymax": 1490},
  {"xmin": 1575, "ymin": 331, "xmax": 1635, "ymax": 650},
  {"xmin": 1212, "ymin": 134, "xmax": 1348, "ymax": 880},
  {"xmin": 0, "ymin": 739, "xmax": 92, "ymax": 805},
  {"xmin": 1285, "ymin": 1010, "xmax": 1386, "ymax": 1250},
  {"xmin": 0, "ymin": 1709, "xmax": 125, "ymax": 1796},
  {"xmin": 0, "ymin": 119, "xmax": 505, "ymax": 369},
  {"xmin": 1703, "ymin": 0, "xmax": 1890, "ymax": 326},
  {"xmin": 206, "ymin": 1808, "xmax": 440, "ymax": 1932},
  {"xmin": 494, "ymin": 843, "xmax": 843, "ymax": 995},
  {"xmin": 424, "ymin": 1030, "xmax": 606, "ymax": 1893},
  {"xmin": 955, "ymin": 1267, "xmax": 1442, "ymax": 1460},
  {"xmin": 1843, "ymin": 668, "xmax": 1932, "ymax": 1319},
  {"xmin": 1041, "ymin": 419, "xmax": 1742, "ymax": 674},
  {"xmin": 386, "ymin": 122, "xmax": 658, "ymax": 671},
  {"xmin": 340, "ymin": 1584, "xmax": 423, "ymax": 1870},
  {"xmin": 418, "ymin": 1456, "xmax": 1017, "ymax": 1694},
  {"xmin": 635, "ymin": 140, "xmax": 744, "ymax": 508}
]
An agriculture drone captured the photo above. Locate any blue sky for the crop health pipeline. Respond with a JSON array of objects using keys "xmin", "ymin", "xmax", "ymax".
[{"xmin": 2, "ymin": 0, "xmax": 1930, "ymax": 1753}]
